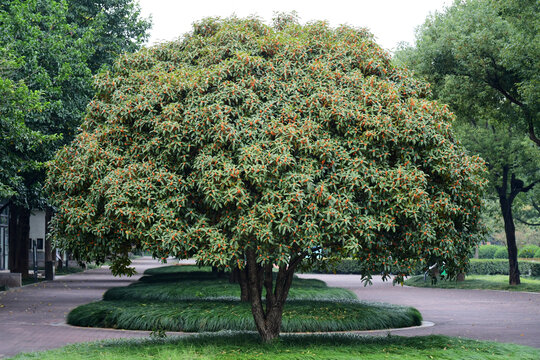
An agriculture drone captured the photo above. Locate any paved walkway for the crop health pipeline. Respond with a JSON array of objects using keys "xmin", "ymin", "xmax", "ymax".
[
  {"xmin": 298, "ymin": 274, "xmax": 540, "ymax": 348},
  {"xmin": 1, "ymin": 259, "xmax": 539, "ymax": 358},
  {"xmin": 0, "ymin": 257, "xmax": 175, "ymax": 358}
]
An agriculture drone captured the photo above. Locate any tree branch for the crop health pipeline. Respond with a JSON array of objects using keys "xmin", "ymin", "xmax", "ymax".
[
  {"xmin": 515, "ymin": 217, "xmax": 540, "ymax": 227},
  {"xmin": 522, "ymin": 178, "xmax": 540, "ymax": 193},
  {"xmin": 264, "ymin": 263, "xmax": 275, "ymax": 307},
  {"xmin": 532, "ymin": 199, "xmax": 540, "ymax": 213},
  {"xmin": 528, "ymin": 121, "xmax": 540, "ymax": 147},
  {"xmin": 486, "ymin": 76, "xmax": 540, "ymax": 147}
]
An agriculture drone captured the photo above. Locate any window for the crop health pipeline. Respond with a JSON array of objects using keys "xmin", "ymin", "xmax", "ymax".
[{"xmin": 29, "ymin": 238, "xmax": 45, "ymax": 251}]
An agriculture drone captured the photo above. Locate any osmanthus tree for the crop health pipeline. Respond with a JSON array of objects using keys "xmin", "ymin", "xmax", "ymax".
[{"xmin": 47, "ymin": 15, "xmax": 487, "ymax": 341}]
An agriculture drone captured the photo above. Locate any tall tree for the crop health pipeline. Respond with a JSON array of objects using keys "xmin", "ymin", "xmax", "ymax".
[
  {"xmin": 395, "ymin": 0, "xmax": 539, "ymax": 284},
  {"xmin": 0, "ymin": 0, "xmax": 92, "ymax": 276},
  {"xmin": 47, "ymin": 16, "xmax": 487, "ymax": 341},
  {"xmin": 66, "ymin": 0, "xmax": 151, "ymax": 73},
  {"xmin": 0, "ymin": 0, "xmax": 150, "ymax": 276}
]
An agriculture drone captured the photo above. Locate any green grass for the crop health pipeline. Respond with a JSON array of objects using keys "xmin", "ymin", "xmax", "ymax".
[
  {"xmin": 405, "ymin": 275, "xmax": 540, "ymax": 292},
  {"xmin": 21, "ymin": 278, "xmax": 46, "ymax": 286},
  {"xmin": 8, "ymin": 333, "xmax": 540, "ymax": 360},
  {"xmin": 144, "ymin": 265, "xmax": 213, "ymax": 275},
  {"xmin": 55, "ymin": 264, "xmax": 99, "ymax": 275},
  {"xmin": 68, "ymin": 299, "xmax": 421, "ymax": 332},
  {"xmin": 68, "ymin": 264, "xmax": 421, "ymax": 332},
  {"xmin": 105, "ymin": 271, "xmax": 357, "ymax": 302}
]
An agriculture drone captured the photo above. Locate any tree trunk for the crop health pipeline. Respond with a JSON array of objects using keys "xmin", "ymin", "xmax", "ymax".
[
  {"xmin": 245, "ymin": 249, "xmax": 299, "ymax": 342},
  {"xmin": 229, "ymin": 267, "xmax": 249, "ymax": 302},
  {"xmin": 497, "ymin": 165, "xmax": 520, "ymax": 285},
  {"xmin": 44, "ymin": 208, "xmax": 54, "ymax": 280},
  {"xmin": 8, "ymin": 203, "xmax": 30, "ymax": 278}
]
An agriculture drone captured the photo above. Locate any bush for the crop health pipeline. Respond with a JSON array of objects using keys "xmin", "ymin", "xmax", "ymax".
[
  {"xmin": 519, "ymin": 245, "xmax": 540, "ymax": 259},
  {"xmin": 494, "ymin": 247, "xmax": 508, "ymax": 259},
  {"xmin": 304, "ymin": 259, "xmax": 422, "ymax": 276},
  {"xmin": 304, "ymin": 258, "xmax": 540, "ymax": 277},
  {"xmin": 535, "ymin": 248, "xmax": 540, "ymax": 259},
  {"xmin": 468, "ymin": 259, "xmax": 540, "ymax": 276},
  {"xmin": 478, "ymin": 245, "xmax": 501, "ymax": 259}
]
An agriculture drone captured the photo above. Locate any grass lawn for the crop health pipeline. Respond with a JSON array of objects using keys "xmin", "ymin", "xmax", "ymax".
[
  {"xmin": 405, "ymin": 274, "xmax": 540, "ymax": 292},
  {"xmin": 68, "ymin": 265, "xmax": 421, "ymax": 333},
  {"xmin": 8, "ymin": 333, "xmax": 540, "ymax": 360},
  {"xmin": 105, "ymin": 267, "xmax": 357, "ymax": 302}
]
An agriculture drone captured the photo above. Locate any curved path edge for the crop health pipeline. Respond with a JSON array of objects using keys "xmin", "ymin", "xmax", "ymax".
[{"xmin": 1, "ymin": 259, "xmax": 538, "ymax": 358}]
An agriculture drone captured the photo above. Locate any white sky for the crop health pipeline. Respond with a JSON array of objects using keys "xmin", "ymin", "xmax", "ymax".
[{"xmin": 138, "ymin": 0, "xmax": 453, "ymax": 53}]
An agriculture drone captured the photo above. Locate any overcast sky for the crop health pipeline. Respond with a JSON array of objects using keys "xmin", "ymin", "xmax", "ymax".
[{"xmin": 138, "ymin": 0, "xmax": 453, "ymax": 53}]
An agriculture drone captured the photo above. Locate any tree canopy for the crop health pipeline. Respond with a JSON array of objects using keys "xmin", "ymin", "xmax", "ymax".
[
  {"xmin": 396, "ymin": 0, "xmax": 539, "ymax": 146},
  {"xmin": 47, "ymin": 15, "xmax": 487, "ymax": 340},
  {"xmin": 395, "ymin": 0, "xmax": 539, "ymax": 285},
  {"xmin": 0, "ymin": 0, "xmax": 151, "ymax": 276},
  {"xmin": 67, "ymin": 0, "xmax": 151, "ymax": 73},
  {"xmin": 0, "ymin": 75, "xmax": 54, "ymax": 200}
]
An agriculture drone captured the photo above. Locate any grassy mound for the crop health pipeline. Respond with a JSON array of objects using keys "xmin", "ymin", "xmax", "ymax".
[
  {"xmin": 105, "ymin": 266, "xmax": 357, "ymax": 302},
  {"xmin": 68, "ymin": 265, "xmax": 421, "ymax": 333},
  {"xmin": 9, "ymin": 333, "xmax": 540, "ymax": 360},
  {"xmin": 405, "ymin": 275, "xmax": 540, "ymax": 292},
  {"xmin": 68, "ymin": 299, "xmax": 421, "ymax": 333}
]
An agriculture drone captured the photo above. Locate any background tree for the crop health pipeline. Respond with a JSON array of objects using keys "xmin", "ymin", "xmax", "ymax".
[
  {"xmin": 395, "ymin": 0, "xmax": 539, "ymax": 284},
  {"xmin": 67, "ymin": 0, "xmax": 151, "ymax": 73},
  {"xmin": 0, "ymin": 0, "xmax": 92, "ymax": 275},
  {"xmin": 47, "ymin": 16, "xmax": 487, "ymax": 341},
  {"xmin": 0, "ymin": 0, "xmax": 150, "ymax": 276},
  {"xmin": 0, "ymin": 72, "xmax": 47, "ymax": 199}
]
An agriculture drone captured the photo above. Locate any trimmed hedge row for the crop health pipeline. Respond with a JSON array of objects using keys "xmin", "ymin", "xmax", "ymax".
[
  {"xmin": 519, "ymin": 245, "xmax": 540, "ymax": 259},
  {"xmin": 494, "ymin": 247, "xmax": 508, "ymax": 259},
  {"xmin": 306, "ymin": 259, "xmax": 540, "ymax": 277},
  {"xmin": 478, "ymin": 245, "xmax": 500, "ymax": 259},
  {"xmin": 476, "ymin": 244, "xmax": 540, "ymax": 260},
  {"xmin": 468, "ymin": 259, "xmax": 540, "ymax": 276}
]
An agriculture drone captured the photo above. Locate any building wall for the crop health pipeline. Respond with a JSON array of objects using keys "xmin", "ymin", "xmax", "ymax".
[{"xmin": 28, "ymin": 211, "xmax": 47, "ymax": 268}]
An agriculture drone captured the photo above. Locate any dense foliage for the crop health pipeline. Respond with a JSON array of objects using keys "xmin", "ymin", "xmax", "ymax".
[
  {"xmin": 395, "ymin": 0, "xmax": 539, "ymax": 285},
  {"xmin": 67, "ymin": 0, "xmax": 151, "ymax": 73},
  {"xmin": 0, "ymin": 0, "xmax": 150, "ymax": 275},
  {"xmin": 47, "ymin": 15, "xmax": 487, "ymax": 340},
  {"xmin": 468, "ymin": 259, "xmax": 540, "ymax": 277},
  {"xmin": 0, "ymin": 75, "xmax": 53, "ymax": 199},
  {"xmin": 518, "ymin": 245, "xmax": 540, "ymax": 259},
  {"xmin": 477, "ymin": 245, "xmax": 500, "ymax": 259},
  {"xmin": 48, "ymin": 16, "xmax": 486, "ymax": 276}
]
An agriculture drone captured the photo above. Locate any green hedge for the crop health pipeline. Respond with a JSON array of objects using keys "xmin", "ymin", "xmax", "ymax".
[
  {"xmin": 535, "ymin": 248, "xmax": 540, "ymax": 259},
  {"xmin": 468, "ymin": 259, "xmax": 540, "ymax": 276},
  {"xmin": 494, "ymin": 247, "xmax": 508, "ymax": 259},
  {"xmin": 519, "ymin": 245, "xmax": 540, "ymax": 259},
  {"xmin": 305, "ymin": 259, "xmax": 540, "ymax": 277},
  {"xmin": 478, "ymin": 245, "xmax": 503, "ymax": 259},
  {"xmin": 306, "ymin": 259, "xmax": 364, "ymax": 275}
]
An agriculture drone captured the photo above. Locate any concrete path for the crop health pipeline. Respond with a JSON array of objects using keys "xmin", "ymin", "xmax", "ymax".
[
  {"xmin": 299, "ymin": 274, "xmax": 540, "ymax": 348},
  {"xmin": 1, "ymin": 259, "xmax": 539, "ymax": 358},
  {"xmin": 0, "ymin": 257, "xmax": 175, "ymax": 358}
]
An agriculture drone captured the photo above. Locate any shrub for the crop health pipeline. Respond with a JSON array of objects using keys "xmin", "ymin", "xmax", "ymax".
[
  {"xmin": 468, "ymin": 259, "xmax": 540, "ymax": 276},
  {"xmin": 494, "ymin": 247, "xmax": 508, "ymax": 259},
  {"xmin": 478, "ymin": 245, "xmax": 500, "ymax": 259},
  {"xmin": 535, "ymin": 248, "xmax": 540, "ymax": 259},
  {"xmin": 304, "ymin": 259, "xmax": 423, "ymax": 276},
  {"xmin": 305, "ymin": 258, "xmax": 540, "ymax": 277},
  {"xmin": 519, "ymin": 245, "xmax": 540, "ymax": 259}
]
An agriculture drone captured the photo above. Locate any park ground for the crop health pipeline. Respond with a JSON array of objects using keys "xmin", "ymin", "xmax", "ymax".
[{"xmin": 0, "ymin": 257, "xmax": 539, "ymax": 358}]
